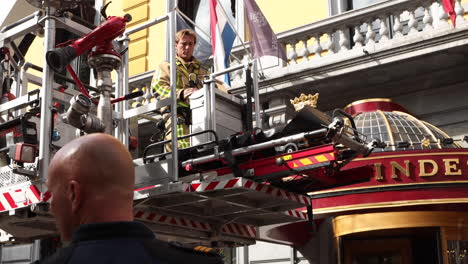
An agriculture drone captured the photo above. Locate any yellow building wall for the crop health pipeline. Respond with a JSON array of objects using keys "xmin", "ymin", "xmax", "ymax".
[
  {"xmin": 24, "ymin": 37, "xmax": 44, "ymax": 90},
  {"xmin": 255, "ymin": 0, "xmax": 328, "ymax": 33},
  {"xmin": 105, "ymin": 0, "xmax": 167, "ymax": 77}
]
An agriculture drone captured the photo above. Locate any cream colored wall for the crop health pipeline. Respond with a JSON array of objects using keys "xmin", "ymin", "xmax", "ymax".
[{"xmin": 254, "ymin": 0, "xmax": 328, "ymax": 33}]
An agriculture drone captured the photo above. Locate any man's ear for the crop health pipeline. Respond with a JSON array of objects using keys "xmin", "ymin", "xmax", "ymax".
[{"xmin": 68, "ymin": 180, "xmax": 81, "ymax": 214}]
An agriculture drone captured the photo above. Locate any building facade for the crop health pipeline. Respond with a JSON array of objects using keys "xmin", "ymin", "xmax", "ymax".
[
  {"xmin": 2, "ymin": 0, "xmax": 468, "ymax": 263},
  {"xmin": 111, "ymin": 1, "xmax": 468, "ymax": 263}
]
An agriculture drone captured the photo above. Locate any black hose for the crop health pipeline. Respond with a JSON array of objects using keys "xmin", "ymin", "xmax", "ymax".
[
  {"xmin": 23, "ymin": 62, "xmax": 43, "ymax": 72},
  {"xmin": 245, "ymin": 68, "xmax": 253, "ymax": 132},
  {"xmin": 63, "ymin": 12, "xmax": 97, "ymax": 30},
  {"xmin": 332, "ymin": 108, "xmax": 360, "ymax": 139}
]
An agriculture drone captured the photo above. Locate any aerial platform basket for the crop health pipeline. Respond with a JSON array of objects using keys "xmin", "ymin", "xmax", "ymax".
[{"xmin": 133, "ymin": 177, "xmax": 310, "ymax": 245}]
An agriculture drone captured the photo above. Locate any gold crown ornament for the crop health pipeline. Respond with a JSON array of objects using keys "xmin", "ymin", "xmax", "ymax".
[
  {"xmin": 421, "ymin": 137, "xmax": 431, "ymax": 148},
  {"xmin": 290, "ymin": 93, "xmax": 319, "ymax": 112}
]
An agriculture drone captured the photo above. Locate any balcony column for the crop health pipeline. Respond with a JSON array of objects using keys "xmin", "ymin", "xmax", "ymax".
[
  {"xmin": 407, "ymin": 9, "xmax": 419, "ymax": 34},
  {"xmin": 352, "ymin": 24, "xmax": 365, "ymax": 49},
  {"xmin": 393, "ymin": 11, "xmax": 404, "ymax": 38},
  {"xmin": 312, "ymin": 34, "xmax": 323, "ymax": 58},
  {"xmin": 437, "ymin": 1, "xmax": 451, "ymax": 28},
  {"xmin": 325, "ymin": 31, "xmax": 335, "ymax": 55},
  {"xmin": 378, "ymin": 16, "xmax": 390, "ymax": 43},
  {"xmin": 455, "ymin": 0, "xmax": 465, "ymax": 25},
  {"xmin": 135, "ymin": 86, "xmax": 145, "ymax": 107},
  {"xmin": 338, "ymin": 27, "xmax": 350, "ymax": 52},
  {"xmin": 287, "ymin": 40, "xmax": 299, "ymax": 64},
  {"xmin": 422, "ymin": 2, "xmax": 434, "ymax": 31},
  {"xmin": 300, "ymin": 37, "xmax": 311, "ymax": 61},
  {"xmin": 365, "ymin": 20, "xmax": 376, "ymax": 46},
  {"xmin": 144, "ymin": 85, "xmax": 152, "ymax": 104}
]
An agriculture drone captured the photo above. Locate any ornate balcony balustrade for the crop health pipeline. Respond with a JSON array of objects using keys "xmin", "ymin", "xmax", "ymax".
[
  {"xmin": 128, "ymin": 0, "xmax": 467, "ymax": 109},
  {"xmin": 226, "ymin": 0, "xmax": 468, "ymax": 133},
  {"xmin": 229, "ymin": 0, "xmax": 467, "ymax": 94},
  {"xmin": 127, "ymin": 70, "xmax": 156, "ymax": 109}
]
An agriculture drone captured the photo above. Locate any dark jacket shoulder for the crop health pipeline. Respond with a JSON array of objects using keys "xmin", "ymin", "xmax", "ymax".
[
  {"xmin": 142, "ymin": 239, "xmax": 224, "ymax": 264},
  {"xmin": 34, "ymin": 239, "xmax": 224, "ymax": 264}
]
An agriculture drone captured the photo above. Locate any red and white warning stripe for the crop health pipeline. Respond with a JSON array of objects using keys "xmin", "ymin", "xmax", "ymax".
[
  {"xmin": 135, "ymin": 210, "xmax": 211, "ymax": 232},
  {"xmin": 186, "ymin": 178, "xmax": 243, "ymax": 192},
  {"xmin": 243, "ymin": 180, "xmax": 312, "ymax": 206},
  {"xmin": 285, "ymin": 209, "xmax": 308, "ymax": 220},
  {"xmin": 186, "ymin": 178, "xmax": 311, "ymax": 206},
  {"xmin": 134, "ymin": 210, "xmax": 258, "ymax": 239},
  {"xmin": 221, "ymin": 223, "xmax": 257, "ymax": 238},
  {"xmin": 0, "ymin": 184, "xmax": 43, "ymax": 212}
]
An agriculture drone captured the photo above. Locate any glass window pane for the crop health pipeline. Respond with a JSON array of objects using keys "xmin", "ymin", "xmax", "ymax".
[{"xmin": 351, "ymin": 0, "xmax": 385, "ymax": 9}]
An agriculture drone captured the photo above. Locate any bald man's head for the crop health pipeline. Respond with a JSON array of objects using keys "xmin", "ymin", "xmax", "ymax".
[{"xmin": 48, "ymin": 134, "xmax": 135, "ymax": 242}]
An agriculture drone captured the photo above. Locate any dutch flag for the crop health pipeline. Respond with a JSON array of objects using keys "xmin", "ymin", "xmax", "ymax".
[{"xmin": 209, "ymin": 0, "xmax": 236, "ymax": 85}]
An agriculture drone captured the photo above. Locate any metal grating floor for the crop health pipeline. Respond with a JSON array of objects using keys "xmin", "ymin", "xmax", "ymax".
[{"xmin": 134, "ymin": 177, "xmax": 309, "ymax": 227}]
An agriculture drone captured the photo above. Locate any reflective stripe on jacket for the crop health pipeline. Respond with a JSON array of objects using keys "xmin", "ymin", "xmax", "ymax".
[{"xmin": 151, "ymin": 56, "xmax": 209, "ymax": 108}]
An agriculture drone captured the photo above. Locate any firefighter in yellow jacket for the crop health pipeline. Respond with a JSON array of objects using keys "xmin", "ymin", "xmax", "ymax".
[{"xmin": 151, "ymin": 29, "xmax": 226, "ymax": 151}]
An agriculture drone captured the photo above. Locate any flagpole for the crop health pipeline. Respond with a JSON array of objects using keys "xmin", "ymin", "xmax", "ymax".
[
  {"xmin": 215, "ymin": 0, "xmax": 253, "ymax": 62},
  {"xmin": 215, "ymin": 0, "xmax": 263, "ymax": 131},
  {"xmin": 175, "ymin": 8, "xmax": 243, "ymax": 64},
  {"xmin": 253, "ymin": 59, "xmax": 261, "ymax": 129}
]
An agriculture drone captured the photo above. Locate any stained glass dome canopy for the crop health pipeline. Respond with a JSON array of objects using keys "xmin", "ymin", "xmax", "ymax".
[{"xmin": 344, "ymin": 98, "xmax": 461, "ymax": 152}]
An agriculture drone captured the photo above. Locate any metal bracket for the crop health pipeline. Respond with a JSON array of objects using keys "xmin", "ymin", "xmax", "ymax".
[
  {"xmin": 306, "ymin": 205, "xmax": 315, "ymax": 233},
  {"xmin": 28, "ymin": 89, "xmax": 40, "ymax": 108},
  {"xmin": 0, "ymin": 12, "xmax": 42, "ymax": 47},
  {"xmin": 30, "ymin": 202, "xmax": 50, "ymax": 215},
  {"xmin": 123, "ymin": 98, "xmax": 171, "ymax": 120},
  {"xmin": 12, "ymin": 168, "xmax": 38, "ymax": 179},
  {"xmin": 0, "ymin": 89, "xmax": 40, "ymax": 114},
  {"xmin": 210, "ymin": 223, "xmax": 223, "ymax": 242},
  {"xmin": 38, "ymin": 15, "xmax": 92, "ymax": 37}
]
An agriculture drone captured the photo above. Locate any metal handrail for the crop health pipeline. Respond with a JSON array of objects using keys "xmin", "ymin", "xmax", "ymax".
[
  {"xmin": 119, "ymin": 9, "xmax": 261, "ymax": 182},
  {"xmin": 142, "ymin": 130, "xmax": 219, "ymax": 163},
  {"xmin": 123, "ymin": 14, "xmax": 169, "ymax": 37}
]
